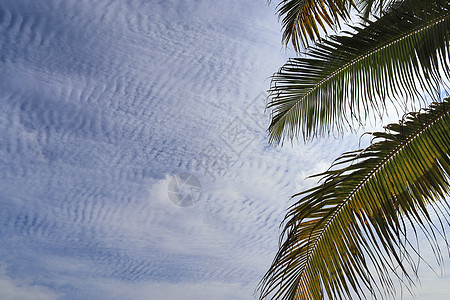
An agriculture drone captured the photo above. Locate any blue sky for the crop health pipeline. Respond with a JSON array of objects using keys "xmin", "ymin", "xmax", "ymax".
[{"xmin": 0, "ymin": 0, "xmax": 448, "ymax": 299}]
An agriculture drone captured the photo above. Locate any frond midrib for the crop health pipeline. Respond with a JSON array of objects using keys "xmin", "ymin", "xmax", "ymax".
[
  {"xmin": 294, "ymin": 104, "xmax": 450, "ymax": 292},
  {"xmin": 270, "ymin": 12, "xmax": 450, "ymax": 141}
]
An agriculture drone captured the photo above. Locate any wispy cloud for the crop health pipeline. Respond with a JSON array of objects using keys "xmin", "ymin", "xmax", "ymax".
[
  {"xmin": 0, "ymin": 265, "xmax": 60, "ymax": 300},
  {"xmin": 0, "ymin": 0, "xmax": 448, "ymax": 299}
]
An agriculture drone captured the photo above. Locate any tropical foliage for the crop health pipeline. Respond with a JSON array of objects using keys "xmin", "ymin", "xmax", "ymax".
[
  {"xmin": 268, "ymin": 0, "xmax": 353, "ymax": 50},
  {"xmin": 268, "ymin": 0, "xmax": 450, "ymax": 143},
  {"xmin": 259, "ymin": 0, "xmax": 450, "ymax": 299},
  {"xmin": 259, "ymin": 99, "xmax": 450, "ymax": 299}
]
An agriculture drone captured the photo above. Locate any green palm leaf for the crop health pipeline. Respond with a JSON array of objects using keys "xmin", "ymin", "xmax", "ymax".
[
  {"xmin": 268, "ymin": 0, "xmax": 450, "ymax": 143},
  {"xmin": 258, "ymin": 98, "xmax": 450, "ymax": 300},
  {"xmin": 269, "ymin": 0, "xmax": 354, "ymax": 50},
  {"xmin": 357, "ymin": 0, "xmax": 392, "ymax": 18}
]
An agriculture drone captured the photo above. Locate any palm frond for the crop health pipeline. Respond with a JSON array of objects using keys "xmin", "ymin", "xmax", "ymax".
[
  {"xmin": 258, "ymin": 98, "xmax": 450, "ymax": 300},
  {"xmin": 269, "ymin": 0, "xmax": 354, "ymax": 50},
  {"xmin": 268, "ymin": 0, "xmax": 450, "ymax": 144},
  {"xmin": 357, "ymin": 0, "xmax": 392, "ymax": 18}
]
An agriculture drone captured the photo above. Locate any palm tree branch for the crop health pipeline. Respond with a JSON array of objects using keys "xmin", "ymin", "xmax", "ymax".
[
  {"xmin": 270, "ymin": 0, "xmax": 354, "ymax": 50},
  {"xmin": 268, "ymin": 0, "xmax": 450, "ymax": 143},
  {"xmin": 258, "ymin": 98, "xmax": 450, "ymax": 299},
  {"xmin": 304, "ymin": 100, "xmax": 450, "ymax": 269}
]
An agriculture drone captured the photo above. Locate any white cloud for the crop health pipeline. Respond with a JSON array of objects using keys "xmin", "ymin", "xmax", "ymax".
[
  {"xmin": 0, "ymin": 266, "xmax": 60, "ymax": 300},
  {"xmin": 73, "ymin": 279, "xmax": 253, "ymax": 300},
  {"xmin": 0, "ymin": 0, "xmax": 448, "ymax": 299}
]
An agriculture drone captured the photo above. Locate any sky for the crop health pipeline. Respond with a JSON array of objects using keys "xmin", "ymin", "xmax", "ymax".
[{"xmin": 0, "ymin": 0, "xmax": 448, "ymax": 299}]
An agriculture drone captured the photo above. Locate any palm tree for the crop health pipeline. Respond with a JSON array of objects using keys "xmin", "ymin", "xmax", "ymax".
[{"xmin": 258, "ymin": 0, "xmax": 450, "ymax": 299}]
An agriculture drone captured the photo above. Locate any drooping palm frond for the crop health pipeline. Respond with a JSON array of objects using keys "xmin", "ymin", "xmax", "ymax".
[
  {"xmin": 270, "ymin": 0, "xmax": 396, "ymax": 50},
  {"xmin": 268, "ymin": 0, "xmax": 450, "ymax": 144},
  {"xmin": 269, "ymin": 0, "xmax": 354, "ymax": 50},
  {"xmin": 357, "ymin": 0, "xmax": 391, "ymax": 18},
  {"xmin": 258, "ymin": 98, "xmax": 450, "ymax": 300}
]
